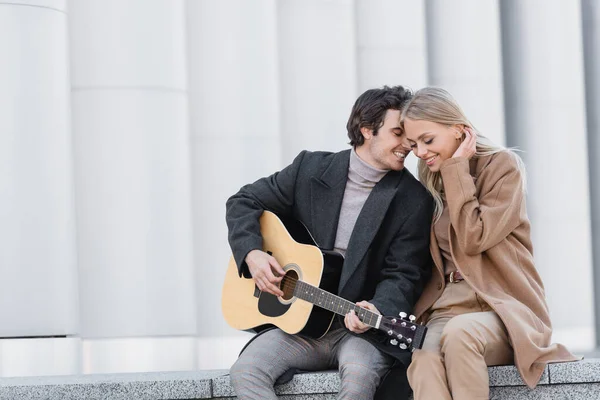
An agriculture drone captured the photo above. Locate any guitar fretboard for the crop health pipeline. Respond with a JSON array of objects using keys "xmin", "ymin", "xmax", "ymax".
[{"xmin": 291, "ymin": 279, "xmax": 380, "ymax": 328}]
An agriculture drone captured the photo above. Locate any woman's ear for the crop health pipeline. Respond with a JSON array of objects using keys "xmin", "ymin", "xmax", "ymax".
[{"xmin": 453, "ymin": 124, "xmax": 466, "ymax": 139}]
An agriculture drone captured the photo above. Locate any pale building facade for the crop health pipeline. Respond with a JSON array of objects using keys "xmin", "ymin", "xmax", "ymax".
[{"xmin": 0, "ymin": 0, "xmax": 598, "ymax": 376}]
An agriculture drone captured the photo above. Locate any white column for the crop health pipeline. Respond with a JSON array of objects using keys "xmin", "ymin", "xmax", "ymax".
[
  {"xmin": 582, "ymin": 0, "xmax": 600, "ymax": 348},
  {"xmin": 0, "ymin": 0, "xmax": 77, "ymax": 335},
  {"xmin": 278, "ymin": 0, "xmax": 358, "ymax": 162},
  {"xmin": 501, "ymin": 0, "xmax": 595, "ymax": 351},
  {"xmin": 0, "ymin": 0, "xmax": 78, "ymax": 377},
  {"xmin": 355, "ymin": 0, "xmax": 428, "ymax": 175},
  {"xmin": 186, "ymin": 0, "xmax": 279, "ymax": 369},
  {"xmin": 69, "ymin": 0, "xmax": 196, "ymax": 372},
  {"xmin": 426, "ymin": 0, "xmax": 505, "ymax": 146},
  {"xmin": 356, "ymin": 0, "xmax": 427, "ymax": 93}
]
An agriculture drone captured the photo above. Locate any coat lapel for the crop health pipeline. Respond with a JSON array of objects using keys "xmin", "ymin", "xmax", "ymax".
[
  {"xmin": 310, "ymin": 150, "xmax": 350, "ymax": 249},
  {"xmin": 338, "ymin": 169, "xmax": 404, "ymax": 292},
  {"xmin": 430, "ymin": 227, "xmax": 445, "ymax": 285}
]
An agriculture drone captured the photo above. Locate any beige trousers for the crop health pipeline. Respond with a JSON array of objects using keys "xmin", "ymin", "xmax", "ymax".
[{"xmin": 407, "ymin": 280, "xmax": 513, "ymax": 400}]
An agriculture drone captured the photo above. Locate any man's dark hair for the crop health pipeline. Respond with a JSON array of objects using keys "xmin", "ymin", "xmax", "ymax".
[{"xmin": 346, "ymin": 85, "xmax": 413, "ymax": 147}]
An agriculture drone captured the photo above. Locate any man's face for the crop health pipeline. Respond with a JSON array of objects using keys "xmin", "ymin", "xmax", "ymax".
[{"xmin": 356, "ymin": 109, "xmax": 410, "ymax": 171}]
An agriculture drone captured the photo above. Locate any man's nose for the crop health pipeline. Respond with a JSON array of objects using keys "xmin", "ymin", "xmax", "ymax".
[{"xmin": 400, "ymin": 137, "xmax": 411, "ymax": 151}]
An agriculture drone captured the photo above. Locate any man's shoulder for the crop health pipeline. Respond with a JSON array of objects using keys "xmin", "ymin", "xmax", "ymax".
[
  {"xmin": 290, "ymin": 149, "xmax": 350, "ymax": 174},
  {"xmin": 400, "ymin": 168, "xmax": 430, "ymax": 197},
  {"xmin": 296, "ymin": 149, "xmax": 349, "ymax": 163},
  {"xmin": 392, "ymin": 169, "xmax": 433, "ymax": 212}
]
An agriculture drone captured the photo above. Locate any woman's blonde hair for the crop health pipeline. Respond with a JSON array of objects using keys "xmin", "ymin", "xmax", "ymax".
[{"xmin": 400, "ymin": 87, "xmax": 526, "ymax": 222}]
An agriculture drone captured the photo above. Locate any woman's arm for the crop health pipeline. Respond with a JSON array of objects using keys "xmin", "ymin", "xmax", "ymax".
[{"xmin": 440, "ymin": 151, "xmax": 525, "ymax": 256}]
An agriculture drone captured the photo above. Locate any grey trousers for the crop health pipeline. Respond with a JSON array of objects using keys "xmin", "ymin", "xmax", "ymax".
[{"xmin": 230, "ymin": 327, "xmax": 394, "ymax": 400}]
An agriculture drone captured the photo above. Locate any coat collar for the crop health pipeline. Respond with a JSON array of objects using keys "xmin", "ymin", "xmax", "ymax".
[
  {"xmin": 338, "ymin": 168, "xmax": 404, "ymax": 293},
  {"xmin": 429, "ymin": 227, "xmax": 445, "ymax": 287},
  {"xmin": 310, "ymin": 150, "xmax": 351, "ymax": 249}
]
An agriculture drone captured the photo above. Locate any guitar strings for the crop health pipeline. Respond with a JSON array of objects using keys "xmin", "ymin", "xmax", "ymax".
[
  {"xmin": 275, "ymin": 275, "xmax": 376, "ymax": 317},
  {"xmin": 267, "ymin": 275, "xmax": 417, "ymax": 345}
]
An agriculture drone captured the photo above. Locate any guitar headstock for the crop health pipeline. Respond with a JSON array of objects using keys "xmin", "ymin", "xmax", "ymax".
[{"xmin": 379, "ymin": 311, "xmax": 427, "ymax": 351}]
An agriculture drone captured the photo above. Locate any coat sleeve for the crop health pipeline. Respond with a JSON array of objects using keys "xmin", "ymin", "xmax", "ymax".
[
  {"xmin": 440, "ymin": 151, "xmax": 525, "ymax": 256},
  {"xmin": 370, "ymin": 197, "xmax": 434, "ymax": 317},
  {"xmin": 225, "ymin": 151, "xmax": 307, "ymax": 277}
]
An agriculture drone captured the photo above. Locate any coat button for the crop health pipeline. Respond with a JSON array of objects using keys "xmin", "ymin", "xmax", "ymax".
[{"xmin": 437, "ymin": 283, "xmax": 442, "ymax": 290}]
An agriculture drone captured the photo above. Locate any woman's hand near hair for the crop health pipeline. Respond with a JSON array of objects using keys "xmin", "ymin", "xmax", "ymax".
[{"xmin": 452, "ymin": 127, "xmax": 477, "ymax": 159}]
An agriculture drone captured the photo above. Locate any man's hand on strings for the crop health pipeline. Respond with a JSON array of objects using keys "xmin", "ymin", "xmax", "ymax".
[{"xmin": 245, "ymin": 249, "xmax": 285, "ymax": 297}]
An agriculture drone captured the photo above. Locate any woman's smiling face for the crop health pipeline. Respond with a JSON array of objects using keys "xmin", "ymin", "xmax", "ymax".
[{"xmin": 403, "ymin": 118, "xmax": 463, "ymax": 172}]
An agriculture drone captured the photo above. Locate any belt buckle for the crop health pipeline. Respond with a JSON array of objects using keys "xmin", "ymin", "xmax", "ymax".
[{"xmin": 449, "ymin": 271, "xmax": 456, "ymax": 283}]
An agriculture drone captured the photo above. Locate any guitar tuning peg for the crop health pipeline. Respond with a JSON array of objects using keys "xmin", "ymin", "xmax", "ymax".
[
  {"xmin": 391, "ymin": 318, "xmax": 397, "ymax": 323},
  {"xmin": 409, "ymin": 315, "xmax": 416, "ymax": 322},
  {"xmin": 390, "ymin": 339, "xmax": 398, "ymax": 346},
  {"xmin": 397, "ymin": 334, "xmax": 403, "ymax": 340},
  {"xmin": 387, "ymin": 330, "xmax": 393, "ymax": 336},
  {"xmin": 406, "ymin": 338, "xmax": 412, "ymax": 344},
  {"xmin": 399, "ymin": 343, "xmax": 408, "ymax": 350},
  {"xmin": 399, "ymin": 312, "xmax": 407, "ymax": 319}
]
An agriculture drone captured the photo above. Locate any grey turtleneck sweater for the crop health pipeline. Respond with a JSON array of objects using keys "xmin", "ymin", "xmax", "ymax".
[{"xmin": 333, "ymin": 149, "xmax": 388, "ymax": 256}]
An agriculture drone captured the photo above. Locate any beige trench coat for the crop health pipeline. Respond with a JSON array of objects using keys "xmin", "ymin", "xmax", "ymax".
[{"xmin": 413, "ymin": 151, "xmax": 578, "ymax": 389}]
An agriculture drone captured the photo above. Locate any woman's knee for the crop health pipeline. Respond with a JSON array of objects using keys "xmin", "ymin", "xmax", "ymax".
[
  {"xmin": 409, "ymin": 350, "xmax": 443, "ymax": 373},
  {"xmin": 407, "ymin": 350, "xmax": 444, "ymax": 386},
  {"xmin": 440, "ymin": 316, "xmax": 483, "ymax": 356}
]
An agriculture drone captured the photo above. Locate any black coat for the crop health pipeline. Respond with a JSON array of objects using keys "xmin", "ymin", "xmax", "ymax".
[{"xmin": 226, "ymin": 149, "xmax": 433, "ymax": 399}]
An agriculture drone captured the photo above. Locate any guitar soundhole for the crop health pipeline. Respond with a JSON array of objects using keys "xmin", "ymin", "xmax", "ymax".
[{"xmin": 281, "ymin": 269, "xmax": 298, "ymax": 301}]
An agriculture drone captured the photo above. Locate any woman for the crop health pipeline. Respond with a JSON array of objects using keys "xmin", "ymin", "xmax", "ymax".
[{"xmin": 400, "ymin": 87, "xmax": 578, "ymax": 400}]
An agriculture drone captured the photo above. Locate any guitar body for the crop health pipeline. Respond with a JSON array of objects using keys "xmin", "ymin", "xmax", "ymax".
[{"xmin": 222, "ymin": 211, "xmax": 344, "ymax": 338}]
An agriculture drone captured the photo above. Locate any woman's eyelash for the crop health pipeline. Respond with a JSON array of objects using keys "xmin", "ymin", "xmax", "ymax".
[{"xmin": 409, "ymin": 138, "xmax": 432, "ymax": 148}]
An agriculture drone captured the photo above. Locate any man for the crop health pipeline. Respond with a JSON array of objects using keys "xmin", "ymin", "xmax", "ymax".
[{"xmin": 225, "ymin": 85, "xmax": 433, "ymax": 400}]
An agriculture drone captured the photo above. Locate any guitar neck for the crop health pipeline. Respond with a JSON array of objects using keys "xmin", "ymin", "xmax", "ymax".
[{"xmin": 293, "ymin": 280, "xmax": 381, "ymax": 329}]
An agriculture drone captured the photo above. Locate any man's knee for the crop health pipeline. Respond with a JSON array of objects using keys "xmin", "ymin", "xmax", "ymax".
[
  {"xmin": 230, "ymin": 348, "xmax": 278, "ymax": 386},
  {"xmin": 229, "ymin": 357, "xmax": 254, "ymax": 386},
  {"xmin": 339, "ymin": 361, "xmax": 381, "ymax": 396}
]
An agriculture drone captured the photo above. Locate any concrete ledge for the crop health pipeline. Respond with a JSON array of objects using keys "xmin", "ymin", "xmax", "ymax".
[
  {"xmin": 0, "ymin": 370, "xmax": 226, "ymax": 400},
  {"xmin": 0, "ymin": 360, "xmax": 598, "ymax": 399},
  {"xmin": 490, "ymin": 383, "xmax": 600, "ymax": 399},
  {"xmin": 213, "ymin": 371, "xmax": 341, "ymax": 398},
  {"xmin": 488, "ymin": 364, "xmax": 549, "ymax": 386},
  {"xmin": 210, "ymin": 365, "xmax": 551, "ymax": 398},
  {"xmin": 548, "ymin": 359, "xmax": 600, "ymax": 384}
]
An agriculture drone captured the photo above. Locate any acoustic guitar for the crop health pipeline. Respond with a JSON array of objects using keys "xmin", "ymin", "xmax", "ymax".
[{"xmin": 222, "ymin": 211, "xmax": 427, "ymax": 350}]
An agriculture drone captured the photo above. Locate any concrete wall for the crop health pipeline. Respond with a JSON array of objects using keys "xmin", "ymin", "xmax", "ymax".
[{"xmin": 0, "ymin": 0, "xmax": 597, "ymax": 376}]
